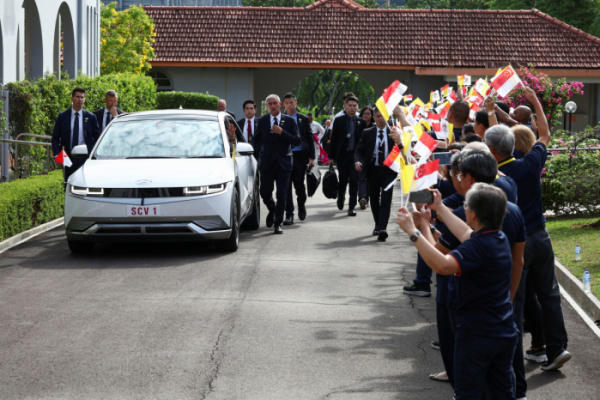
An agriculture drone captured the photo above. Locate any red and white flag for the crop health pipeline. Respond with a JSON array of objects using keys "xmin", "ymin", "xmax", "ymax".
[
  {"xmin": 413, "ymin": 132, "xmax": 438, "ymax": 163},
  {"xmin": 55, "ymin": 149, "xmax": 73, "ymax": 167},
  {"xmin": 491, "ymin": 65, "xmax": 521, "ymax": 97},
  {"xmin": 413, "ymin": 159, "xmax": 440, "ymax": 191},
  {"xmin": 404, "ymin": 94, "xmax": 414, "ymax": 102}
]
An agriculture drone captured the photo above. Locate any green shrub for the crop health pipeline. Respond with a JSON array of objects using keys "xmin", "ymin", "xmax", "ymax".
[
  {"xmin": 0, "ymin": 170, "xmax": 64, "ymax": 241},
  {"xmin": 542, "ymin": 129, "xmax": 600, "ymax": 215},
  {"xmin": 4, "ymin": 72, "xmax": 156, "ymax": 177},
  {"xmin": 156, "ymin": 91, "xmax": 219, "ymax": 111}
]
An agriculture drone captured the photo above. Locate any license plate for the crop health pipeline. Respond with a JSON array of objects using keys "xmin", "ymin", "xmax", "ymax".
[{"xmin": 126, "ymin": 205, "xmax": 162, "ymax": 216}]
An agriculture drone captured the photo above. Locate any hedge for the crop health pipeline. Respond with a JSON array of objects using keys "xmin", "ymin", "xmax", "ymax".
[
  {"xmin": 0, "ymin": 170, "xmax": 64, "ymax": 242},
  {"xmin": 156, "ymin": 91, "xmax": 219, "ymax": 111},
  {"xmin": 4, "ymin": 72, "xmax": 157, "ymax": 177}
]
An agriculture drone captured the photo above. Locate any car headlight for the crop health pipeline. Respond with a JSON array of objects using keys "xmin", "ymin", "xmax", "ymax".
[
  {"xmin": 183, "ymin": 183, "xmax": 226, "ymax": 196},
  {"xmin": 71, "ymin": 186, "xmax": 105, "ymax": 197}
]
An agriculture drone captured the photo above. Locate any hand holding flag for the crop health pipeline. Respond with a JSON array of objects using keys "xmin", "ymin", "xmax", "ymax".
[{"xmin": 54, "ymin": 149, "xmax": 72, "ymax": 167}]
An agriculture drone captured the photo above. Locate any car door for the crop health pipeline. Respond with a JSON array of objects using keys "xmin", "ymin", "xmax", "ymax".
[{"xmin": 226, "ymin": 116, "xmax": 251, "ymax": 217}]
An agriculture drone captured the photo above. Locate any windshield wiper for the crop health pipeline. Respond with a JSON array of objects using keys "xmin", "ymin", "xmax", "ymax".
[
  {"xmin": 185, "ymin": 156, "xmax": 224, "ymax": 158},
  {"xmin": 126, "ymin": 156, "xmax": 181, "ymax": 159}
]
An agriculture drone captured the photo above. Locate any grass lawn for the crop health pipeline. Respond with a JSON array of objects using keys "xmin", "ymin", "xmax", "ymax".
[{"xmin": 546, "ymin": 216, "xmax": 600, "ymax": 299}]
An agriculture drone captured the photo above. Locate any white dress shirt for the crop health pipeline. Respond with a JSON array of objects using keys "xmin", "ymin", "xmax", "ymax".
[
  {"xmin": 373, "ymin": 127, "xmax": 389, "ymax": 166},
  {"xmin": 271, "ymin": 113, "xmax": 281, "ymax": 127},
  {"xmin": 70, "ymin": 108, "xmax": 85, "ymax": 147},
  {"xmin": 310, "ymin": 121, "xmax": 325, "ymax": 140},
  {"xmin": 242, "ymin": 117, "xmax": 255, "ymax": 142}
]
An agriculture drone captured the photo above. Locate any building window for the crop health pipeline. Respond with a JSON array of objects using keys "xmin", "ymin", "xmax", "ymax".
[{"xmin": 147, "ymin": 70, "xmax": 173, "ymax": 91}]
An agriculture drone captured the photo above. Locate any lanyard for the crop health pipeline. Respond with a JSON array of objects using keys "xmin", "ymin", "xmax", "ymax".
[{"xmin": 497, "ymin": 158, "xmax": 515, "ymax": 168}]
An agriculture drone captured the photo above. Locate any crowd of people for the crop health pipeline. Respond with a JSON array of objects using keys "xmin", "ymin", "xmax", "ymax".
[{"xmin": 52, "ymin": 82, "xmax": 571, "ymax": 400}]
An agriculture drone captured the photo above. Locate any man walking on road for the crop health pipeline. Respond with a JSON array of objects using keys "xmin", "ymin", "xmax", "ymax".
[
  {"xmin": 250, "ymin": 94, "xmax": 301, "ymax": 234},
  {"xmin": 283, "ymin": 93, "xmax": 315, "ymax": 225}
]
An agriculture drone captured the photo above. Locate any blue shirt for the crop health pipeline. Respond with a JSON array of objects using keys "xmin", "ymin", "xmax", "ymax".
[
  {"xmin": 453, "ymin": 127, "xmax": 463, "ymax": 142},
  {"xmin": 290, "ymin": 113, "xmax": 303, "ymax": 152},
  {"xmin": 498, "ymin": 142, "xmax": 547, "ymax": 232},
  {"xmin": 513, "ymin": 148, "xmax": 525, "ymax": 159},
  {"xmin": 494, "ymin": 175, "xmax": 518, "ymax": 203},
  {"xmin": 450, "ymin": 230, "xmax": 517, "ymax": 340},
  {"xmin": 437, "ymin": 178, "xmax": 457, "ymax": 199},
  {"xmin": 442, "ymin": 193, "xmax": 464, "ymax": 210}
]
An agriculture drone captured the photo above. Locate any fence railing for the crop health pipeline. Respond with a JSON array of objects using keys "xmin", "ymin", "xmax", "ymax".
[{"xmin": 0, "ymin": 134, "xmax": 54, "ymax": 181}]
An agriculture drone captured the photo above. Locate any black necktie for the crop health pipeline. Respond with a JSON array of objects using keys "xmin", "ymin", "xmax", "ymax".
[
  {"xmin": 72, "ymin": 112, "xmax": 80, "ymax": 149},
  {"xmin": 273, "ymin": 117, "xmax": 278, "ymax": 128},
  {"xmin": 105, "ymin": 111, "xmax": 111, "ymax": 130},
  {"xmin": 377, "ymin": 130, "xmax": 385, "ymax": 165}
]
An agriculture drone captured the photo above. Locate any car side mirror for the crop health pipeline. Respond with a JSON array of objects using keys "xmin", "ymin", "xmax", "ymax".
[
  {"xmin": 71, "ymin": 144, "xmax": 89, "ymax": 159},
  {"xmin": 236, "ymin": 142, "xmax": 254, "ymax": 156}
]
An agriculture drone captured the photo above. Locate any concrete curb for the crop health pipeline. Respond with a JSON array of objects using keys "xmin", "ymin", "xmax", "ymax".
[
  {"xmin": 555, "ymin": 258, "xmax": 600, "ymax": 323},
  {"xmin": 0, "ymin": 218, "xmax": 64, "ymax": 255}
]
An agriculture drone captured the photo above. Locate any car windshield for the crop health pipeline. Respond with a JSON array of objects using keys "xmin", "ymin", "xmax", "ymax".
[{"xmin": 93, "ymin": 119, "xmax": 225, "ymax": 159}]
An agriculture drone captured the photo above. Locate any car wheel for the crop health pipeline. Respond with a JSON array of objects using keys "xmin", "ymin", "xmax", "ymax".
[
  {"xmin": 241, "ymin": 181, "xmax": 260, "ymax": 231},
  {"xmin": 68, "ymin": 240, "xmax": 95, "ymax": 253},
  {"xmin": 217, "ymin": 186, "xmax": 239, "ymax": 252}
]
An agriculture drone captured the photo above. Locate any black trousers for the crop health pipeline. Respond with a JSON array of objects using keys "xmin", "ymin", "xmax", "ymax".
[
  {"xmin": 367, "ymin": 165, "xmax": 396, "ymax": 230},
  {"xmin": 437, "ymin": 300, "xmax": 456, "ymax": 388},
  {"xmin": 285, "ymin": 152, "xmax": 307, "ymax": 217},
  {"xmin": 260, "ymin": 158, "xmax": 291, "ymax": 226},
  {"xmin": 337, "ymin": 149, "xmax": 359, "ymax": 210}
]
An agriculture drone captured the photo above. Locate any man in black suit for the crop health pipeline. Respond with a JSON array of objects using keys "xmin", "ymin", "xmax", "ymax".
[
  {"xmin": 250, "ymin": 94, "xmax": 301, "ymax": 234},
  {"xmin": 217, "ymin": 99, "xmax": 236, "ymax": 120},
  {"xmin": 93, "ymin": 90, "xmax": 125, "ymax": 132},
  {"xmin": 355, "ymin": 108, "xmax": 402, "ymax": 241},
  {"xmin": 327, "ymin": 96, "xmax": 366, "ymax": 216},
  {"xmin": 237, "ymin": 100, "xmax": 259, "ymax": 158},
  {"xmin": 52, "ymin": 87, "xmax": 101, "ymax": 182},
  {"xmin": 282, "ymin": 93, "xmax": 315, "ymax": 225}
]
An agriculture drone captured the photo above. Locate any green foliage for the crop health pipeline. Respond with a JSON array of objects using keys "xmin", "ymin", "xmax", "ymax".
[
  {"xmin": 156, "ymin": 91, "xmax": 219, "ymax": 111},
  {"xmin": 542, "ymin": 129, "xmax": 600, "ymax": 215},
  {"xmin": 4, "ymin": 72, "xmax": 156, "ymax": 177},
  {"xmin": 100, "ymin": 2, "xmax": 156, "ymax": 75},
  {"xmin": 0, "ymin": 171, "xmax": 64, "ymax": 241},
  {"xmin": 489, "ymin": 0, "xmax": 598, "ymax": 34},
  {"xmin": 293, "ymin": 70, "xmax": 375, "ymax": 117}
]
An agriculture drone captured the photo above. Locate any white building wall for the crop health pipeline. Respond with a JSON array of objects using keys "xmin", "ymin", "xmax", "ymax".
[{"xmin": 0, "ymin": 0, "xmax": 100, "ymax": 84}]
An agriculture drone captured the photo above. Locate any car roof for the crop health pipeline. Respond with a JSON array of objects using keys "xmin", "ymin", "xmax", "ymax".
[{"xmin": 113, "ymin": 109, "xmax": 225, "ymax": 122}]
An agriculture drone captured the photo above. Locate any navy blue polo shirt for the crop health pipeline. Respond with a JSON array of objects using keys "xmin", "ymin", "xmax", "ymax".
[
  {"xmin": 437, "ymin": 178, "xmax": 457, "ymax": 199},
  {"xmin": 498, "ymin": 142, "xmax": 547, "ymax": 232},
  {"xmin": 453, "ymin": 127, "xmax": 463, "ymax": 142},
  {"xmin": 449, "ymin": 229, "xmax": 517, "ymax": 340},
  {"xmin": 442, "ymin": 193, "xmax": 464, "ymax": 210},
  {"xmin": 494, "ymin": 175, "xmax": 518, "ymax": 203},
  {"xmin": 513, "ymin": 148, "xmax": 525, "ymax": 159}
]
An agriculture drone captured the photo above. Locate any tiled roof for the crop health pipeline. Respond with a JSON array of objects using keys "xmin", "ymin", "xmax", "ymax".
[{"xmin": 145, "ymin": 0, "xmax": 600, "ymax": 69}]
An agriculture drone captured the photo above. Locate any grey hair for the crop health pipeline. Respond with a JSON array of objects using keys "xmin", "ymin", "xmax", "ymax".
[
  {"xmin": 218, "ymin": 99, "xmax": 227, "ymax": 105},
  {"xmin": 266, "ymin": 94, "xmax": 281, "ymax": 103},
  {"xmin": 105, "ymin": 90, "xmax": 117, "ymax": 98},
  {"xmin": 464, "ymin": 142, "xmax": 490, "ymax": 153},
  {"xmin": 465, "ymin": 182, "xmax": 507, "ymax": 230},
  {"xmin": 484, "ymin": 125, "xmax": 515, "ymax": 158}
]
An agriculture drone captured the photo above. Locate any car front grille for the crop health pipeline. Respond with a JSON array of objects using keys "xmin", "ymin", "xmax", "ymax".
[{"xmin": 96, "ymin": 188, "xmax": 186, "ymax": 198}]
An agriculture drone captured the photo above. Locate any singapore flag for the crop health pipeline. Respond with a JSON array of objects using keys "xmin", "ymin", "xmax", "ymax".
[{"xmin": 55, "ymin": 149, "xmax": 73, "ymax": 167}]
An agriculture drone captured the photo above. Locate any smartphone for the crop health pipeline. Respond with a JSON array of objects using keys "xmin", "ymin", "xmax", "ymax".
[
  {"xmin": 433, "ymin": 152, "xmax": 453, "ymax": 165},
  {"xmin": 408, "ymin": 190, "xmax": 433, "ymax": 204}
]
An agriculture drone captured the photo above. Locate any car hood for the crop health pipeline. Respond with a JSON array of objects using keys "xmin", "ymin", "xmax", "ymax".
[{"xmin": 70, "ymin": 158, "xmax": 235, "ymax": 188}]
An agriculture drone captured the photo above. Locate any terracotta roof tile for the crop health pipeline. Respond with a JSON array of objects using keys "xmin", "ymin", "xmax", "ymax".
[{"xmin": 145, "ymin": 0, "xmax": 600, "ymax": 69}]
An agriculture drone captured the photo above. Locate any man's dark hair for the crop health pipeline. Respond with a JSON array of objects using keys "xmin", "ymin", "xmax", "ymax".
[
  {"xmin": 283, "ymin": 92, "xmax": 296, "ymax": 101},
  {"xmin": 343, "ymin": 92, "xmax": 356, "ymax": 101},
  {"xmin": 447, "ymin": 143, "xmax": 466, "ymax": 152},
  {"xmin": 72, "ymin": 87, "xmax": 85, "ymax": 97},
  {"xmin": 463, "ymin": 134, "xmax": 483, "ymax": 143},
  {"xmin": 462, "ymin": 123, "xmax": 475, "ymax": 136},
  {"xmin": 449, "ymin": 101, "xmax": 470, "ymax": 125},
  {"xmin": 307, "ymin": 112, "xmax": 313, "ymax": 117},
  {"xmin": 242, "ymin": 100, "xmax": 256, "ymax": 109},
  {"xmin": 475, "ymin": 111, "xmax": 490, "ymax": 129},
  {"xmin": 495, "ymin": 101, "xmax": 510, "ymax": 114},
  {"xmin": 465, "ymin": 183, "xmax": 507, "ymax": 230},
  {"xmin": 459, "ymin": 150, "xmax": 498, "ymax": 184},
  {"xmin": 346, "ymin": 95, "xmax": 359, "ymax": 104},
  {"xmin": 450, "ymin": 151, "xmax": 466, "ymax": 173}
]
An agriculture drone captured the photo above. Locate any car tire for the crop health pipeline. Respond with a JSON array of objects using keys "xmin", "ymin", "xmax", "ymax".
[
  {"xmin": 241, "ymin": 181, "xmax": 260, "ymax": 231},
  {"xmin": 68, "ymin": 240, "xmax": 95, "ymax": 253},
  {"xmin": 216, "ymin": 186, "xmax": 240, "ymax": 252}
]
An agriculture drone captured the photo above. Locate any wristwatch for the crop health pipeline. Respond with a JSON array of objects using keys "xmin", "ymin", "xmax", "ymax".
[
  {"xmin": 430, "ymin": 226, "xmax": 437, "ymax": 235},
  {"xmin": 487, "ymin": 110, "xmax": 495, "ymax": 116},
  {"xmin": 409, "ymin": 230, "xmax": 422, "ymax": 243}
]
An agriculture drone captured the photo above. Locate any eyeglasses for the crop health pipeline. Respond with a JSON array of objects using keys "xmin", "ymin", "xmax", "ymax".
[
  {"xmin": 463, "ymin": 202, "xmax": 469, "ymax": 209},
  {"xmin": 450, "ymin": 170, "xmax": 462, "ymax": 182}
]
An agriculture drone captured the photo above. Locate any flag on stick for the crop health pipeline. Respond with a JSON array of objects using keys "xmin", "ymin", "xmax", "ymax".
[
  {"xmin": 375, "ymin": 80, "xmax": 407, "ymax": 121},
  {"xmin": 490, "ymin": 65, "xmax": 522, "ymax": 97},
  {"xmin": 413, "ymin": 159, "xmax": 440, "ymax": 191},
  {"xmin": 55, "ymin": 149, "xmax": 72, "ymax": 167},
  {"xmin": 474, "ymin": 78, "xmax": 491, "ymax": 97},
  {"xmin": 413, "ymin": 132, "xmax": 438, "ymax": 163}
]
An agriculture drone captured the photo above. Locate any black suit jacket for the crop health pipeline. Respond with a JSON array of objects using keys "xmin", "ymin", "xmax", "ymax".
[
  {"xmin": 354, "ymin": 126, "xmax": 396, "ymax": 177},
  {"xmin": 284, "ymin": 112, "xmax": 315, "ymax": 164},
  {"xmin": 250, "ymin": 114, "xmax": 301, "ymax": 172},
  {"xmin": 93, "ymin": 107, "xmax": 125, "ymax": 131},
  {"xmin": 328, "ymin": 114, "xmax": 366, "ymax": 162},
  {"xmin": 52, "ymin": 108, "xmax": 101, "ymax": 159},
  {"xmin": 238, "ymin": 117, "xmax": 259, "ymax": 159}
]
